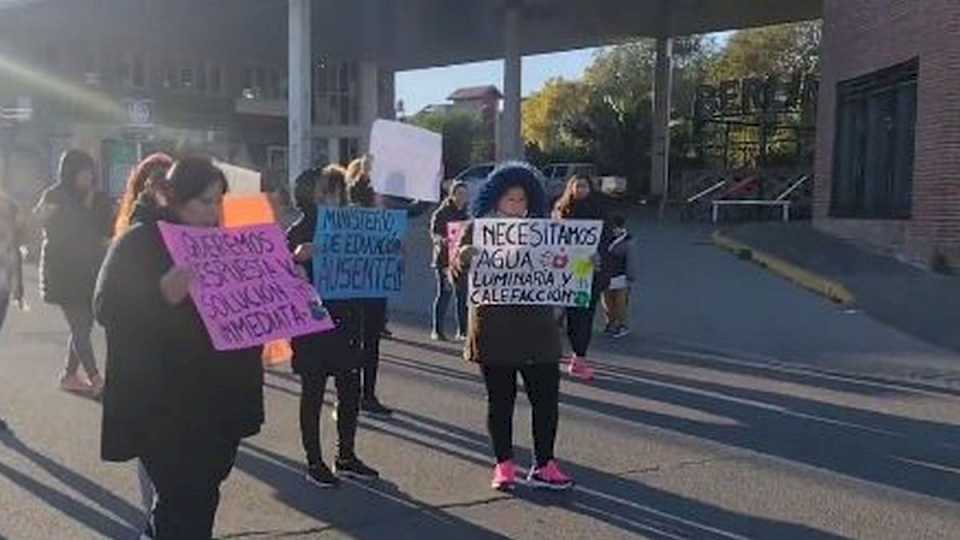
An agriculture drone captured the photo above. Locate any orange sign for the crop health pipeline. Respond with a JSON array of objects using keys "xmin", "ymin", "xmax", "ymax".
[{"xmin": 222, "ymin": 195, "xmax": 276, "ymax": 227}]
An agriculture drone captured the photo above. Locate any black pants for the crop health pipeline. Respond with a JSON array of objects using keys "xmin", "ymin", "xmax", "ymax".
[
  {"xmin": 60, "ymin": 304, "xmax": 99, "ymax": 377},
  {"xmin": 481, "ymin": 363, "xmax": 561, "ymax": 468},
  {"xmin": 299, "ymin": 368, "xmax": 361, "ymax": 465},
  {"xmin": 566, "ymin": 298, "xmax": 599, "ymax": 357},
  {"xmin": 141, "ymin": 431, "xmax": 240, "ymax": 540},
  {"xmin": 361, "ymin": 299, "xmax": 386, "ymax": 400}
]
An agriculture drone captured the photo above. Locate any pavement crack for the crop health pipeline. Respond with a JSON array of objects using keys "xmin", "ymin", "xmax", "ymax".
[{"xmin": 620, "ymin": 456, "xmax": 749, "ymax": 477}]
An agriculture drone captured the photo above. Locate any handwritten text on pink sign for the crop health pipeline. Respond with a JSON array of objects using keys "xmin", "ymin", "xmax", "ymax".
[{"xmin": 158, "ymin": 222, "xmax": 334, "ymax": 351}]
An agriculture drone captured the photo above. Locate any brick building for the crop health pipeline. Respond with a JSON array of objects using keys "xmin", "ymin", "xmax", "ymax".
[{"xmin": 814, "ymin": 0, "xmax": 960, "ymax": 267}]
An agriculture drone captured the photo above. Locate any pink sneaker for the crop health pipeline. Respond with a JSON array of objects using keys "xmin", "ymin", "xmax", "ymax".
[
  {"xmin": 60, "ymin": 373, "xmax": 93, "ymax": 394},
  {"xmin": 567, "ymin": 357, "xmax": 595, "ymax": 381},
  {"xmin": 527, "ymin": 460, "xmax": 574, "ymax": 490},
  {"xmin": 491, "ymin": 460, "xmax": 517, "ymax": 491}
]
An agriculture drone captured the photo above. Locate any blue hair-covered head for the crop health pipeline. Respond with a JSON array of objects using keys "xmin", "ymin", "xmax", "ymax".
[{"xmin": 471, "ymin": 162, "xmax": 547, "ymax": 218}]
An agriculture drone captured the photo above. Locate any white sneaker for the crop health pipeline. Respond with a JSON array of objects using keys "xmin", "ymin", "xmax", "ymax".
[{"xmin": 59, "ymin": 373, "xmax": 92, "ymax": 394}]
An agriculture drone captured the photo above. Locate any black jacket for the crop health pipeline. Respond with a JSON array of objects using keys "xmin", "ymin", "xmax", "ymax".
[
  {"xmin": 429, "ymin": 201, "xmax": 468, "ymax": 269},
  {"xmin": 287, "ymin": 213, "xmax": 364, "ymax": 376},
  {"xmin": 94, "ymin": 220, "xmax": 264, "ymax": 462},
  {"xmin": 557, "ymin": 197, "xmax": 613, "ymax": 295},
  {"xmin": 36, "ymin": 185, "xmax": 112, "ymax": 306}
]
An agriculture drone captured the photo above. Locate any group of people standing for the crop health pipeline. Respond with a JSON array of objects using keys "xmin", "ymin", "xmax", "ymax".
[{"xmin": 0, "ymin": 150, "xmax": 637, "ymax": 537}]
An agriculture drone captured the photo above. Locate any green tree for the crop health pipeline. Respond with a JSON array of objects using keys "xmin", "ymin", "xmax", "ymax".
[
  {"xmin": 522, "ymin": 77, "xmax": 588, "ymax": 155},
  {"xmin": 411, "ymin": 110, "xmax": 482, "ymax": 176},
  {"xmin": 709, "ymin": 21, "xmax": 821, "ymax": 82},
  {"xmin": 566, "ymin": 36, "xmax": 716, "ymax": 194}
]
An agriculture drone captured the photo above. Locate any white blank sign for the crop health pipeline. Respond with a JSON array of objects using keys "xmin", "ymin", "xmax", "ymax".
[{"xmin": 369, "ymin": 119, "xmax": 442, "ymax": 202}]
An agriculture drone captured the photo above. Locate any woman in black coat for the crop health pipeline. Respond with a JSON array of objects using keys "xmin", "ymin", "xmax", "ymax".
[
  {"xmin": 95, "ymin": 156, "xmax": 264, "ymax": 540},
  {"xmin": 34, "ymin": 149, "xmax": 112, "ymax": 396},
  {"xmin": 288, "ymin": 165, "xmax": 379, "ymax": 487}
]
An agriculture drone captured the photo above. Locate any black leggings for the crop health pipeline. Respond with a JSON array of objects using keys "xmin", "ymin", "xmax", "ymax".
[
  {"xmin": 481, "ymin": 363, "xmax": 561, "ymax": 468},
  {"xmin": 566, "ymin": 299, "xmax": 599, "ymax": 357},
  {"xmin": 361, "ymin": 300, "xmax": 386, "ymax": 400},
  {"xmin": 141, "ymin": 432, "xmax": 240, "ymax": 540},
  {"xmin": 299, "ymin": 369, "xmax": 361, "ymax": 465}
]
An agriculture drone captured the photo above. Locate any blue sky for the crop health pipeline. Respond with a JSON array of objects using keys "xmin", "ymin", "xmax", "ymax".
[{"xmin": 395, "ymin": 47, "xmax": 601, "ymax": 116}]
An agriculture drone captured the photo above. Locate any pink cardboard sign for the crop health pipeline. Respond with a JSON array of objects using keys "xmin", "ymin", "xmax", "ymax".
[
  {"xmin": 158, "ymin": 222, "xmax": 334, "ymax": 351},
  {"xmin": 447, "ymin": 220, "xmax": 467, "ymax": 267}
]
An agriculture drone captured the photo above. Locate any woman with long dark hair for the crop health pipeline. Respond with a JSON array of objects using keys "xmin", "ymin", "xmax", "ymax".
[
  {"xmin": 289, "ymin": 165, "xmax": 379, "ymax": 487},
  {"xmin": 345, "ymin": 156, "xmax": 393, "ymax": 417},
  {"xmin": 95, "ymin": 156, "xmax": 264, "ymax": 539},
  {"xmin": 553, "ymin": 176, "xmax": 611, "ymax": 381},
  {"xmin": 429, "ymin": 181, "xmax": 469, "ymax": 341},
  {"xmin": 34, "ymin": 149, "xmax": 113, "ymax": 396}
]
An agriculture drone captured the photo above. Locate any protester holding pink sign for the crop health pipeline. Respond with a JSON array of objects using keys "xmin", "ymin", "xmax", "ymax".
[
  {"xmin": 94, "ymin": 156, "xmax": 266, "ymax": 539},
  {"xmin": 430, "ymin": 181, "xmax": 469, "ymax": 341},
  {"xmin": 157, "ymin": 222, "xmax": 334, "ymax": 350}
]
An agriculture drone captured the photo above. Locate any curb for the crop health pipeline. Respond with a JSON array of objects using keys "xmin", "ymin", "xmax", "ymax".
[{"xmin": 712, "ymin": 230, "xmax": 857, "ymax": 306}]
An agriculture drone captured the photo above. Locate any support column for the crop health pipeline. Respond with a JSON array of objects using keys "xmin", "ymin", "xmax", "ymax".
[
  {"xmin": 501, "ymin": 3, "xmax": 523, "ymax": 162},
  {"xmin": 288, "ymin": 0, "xmax": 313, "ymax": 188},
  {"xmin": 651, "ymin": 36, "xmax": 673, "ymax": 205},
  {"xmin": 359, "ymin": 61, "xmax": 380, "ymax": 153}
]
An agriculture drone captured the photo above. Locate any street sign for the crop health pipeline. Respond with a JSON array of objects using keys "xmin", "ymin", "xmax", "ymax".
[{"xmin": 125, "ymin": 99, "xmax": 153, "ymax": 128}]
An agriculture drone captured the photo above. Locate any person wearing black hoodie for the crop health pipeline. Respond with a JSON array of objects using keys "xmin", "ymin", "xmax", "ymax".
[
  {"xmin": 33, "ymin": 149, "xmax": 113, "ymax": 396},
  {"xmin": 429, "ymin": 181, "xmax": 469, "ymax": 341},
  {"xmin": 95, "ymin": 156, "xmax": 264, "ymax": 540},
  {"xmin": 288, "ymin": 165, "xmax": 379, "ymax": 487},
  {"xmin": 552, "ymin": 175, "xmax": 612, "ymax": 381}
]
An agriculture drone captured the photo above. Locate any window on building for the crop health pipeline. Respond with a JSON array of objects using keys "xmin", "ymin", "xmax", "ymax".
[
  {"xmin": 131, "ymin": 53, "xmax": 146, "ymax": 88},
  {"xmin": 210, "ymin": 65, "xmax": 223, "ymax": 95},
  {"xmin": 831, "ymin": 59, "xmax": 918, "ymax": 219},
  {"xmin": 196, "ymin": 62, "xmax": 207, "ymax": 92},
  {"xmin": 313, "ymin": 60, "xmax": 360, "ymax": 126},
  {"xmin": 180, "ymin": 66, "xmax": 194, "ymax": 89}
]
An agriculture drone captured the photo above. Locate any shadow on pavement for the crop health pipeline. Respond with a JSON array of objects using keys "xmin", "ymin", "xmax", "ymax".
[
  {"xmin": 233, "ymin": 442, "xmax": 511, "ymax": 540},
  {"xmin": 380, "ymin": 349, "xmax": 960, "ymax": 505},
  {"xmin": 357, "ymin": 409, "xmax": 850, "ymax": 540},
  {"xmin": 0, "ymin": 432, "xmax": 139, "ymax": 538}
]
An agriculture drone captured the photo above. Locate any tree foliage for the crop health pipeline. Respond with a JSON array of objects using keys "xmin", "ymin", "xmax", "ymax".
[
  {"xmin": 411, "ymin": 110, "xmax": 482, "ymax": 176},
  {"xmin": 519, "ymin": 21, "xmax": 822, "ymax": 194}
]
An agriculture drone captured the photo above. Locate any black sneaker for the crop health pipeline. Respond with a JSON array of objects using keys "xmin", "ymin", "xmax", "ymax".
[
  {"xmin": 335, "ymin": 457, "xmax": 380, "ymax": 479},
  {"xmin": 305, "ymin": 463, "xmax": 340, "ymax": 488},
  {"xmin": 0, "ymin": 418, "xmax": 7, "ymax": 432},
  {"xmin": 380, "ymin": 328, "xmax": 394, "ymax": 339},
  {"xmin": 361, "ymin": 398, "xmax": 394, "ymax": 418}
]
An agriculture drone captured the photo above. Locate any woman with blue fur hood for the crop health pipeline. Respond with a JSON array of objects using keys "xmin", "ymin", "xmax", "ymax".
[{"xmin": 452, "ymin": 163, "xmax": 573, "ymax": 492}]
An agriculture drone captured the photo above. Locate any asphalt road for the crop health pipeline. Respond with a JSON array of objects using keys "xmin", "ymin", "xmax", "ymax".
[{"xmin": 2, "ymin": 211, "xmax": 960, "ymax": 539}]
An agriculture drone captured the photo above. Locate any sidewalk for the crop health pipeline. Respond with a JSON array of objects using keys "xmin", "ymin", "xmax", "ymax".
[{"xmin": 717, "ymin": 223, "xmax": 960, "ymax": 354}]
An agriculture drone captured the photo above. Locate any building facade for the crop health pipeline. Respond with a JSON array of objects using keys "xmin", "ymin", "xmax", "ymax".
[
  {"xmin": 814, "ymin": 0, "xmax": 960, "ymax": 267},
  {"xmin": 0, "ymin": 2, "xmax": 395, "ymax": 202}
]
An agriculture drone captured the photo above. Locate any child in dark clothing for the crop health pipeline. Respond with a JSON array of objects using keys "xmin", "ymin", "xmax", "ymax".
[{"xmin": 602, "ymin": 215, "xmax": 638, "ymax": 338}]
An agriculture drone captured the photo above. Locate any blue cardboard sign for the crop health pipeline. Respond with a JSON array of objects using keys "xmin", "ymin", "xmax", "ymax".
[{"xmin": 313, "ymin": 207, "xmax": 407, "ymax": 299}]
